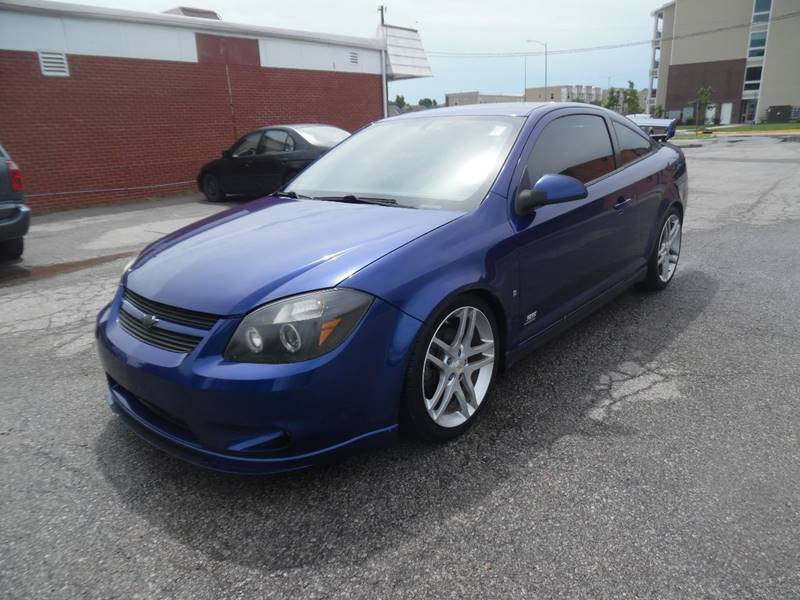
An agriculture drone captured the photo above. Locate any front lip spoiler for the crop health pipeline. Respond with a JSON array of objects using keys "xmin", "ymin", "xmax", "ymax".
[{"xmin": 107, "ymin": 385, "xmax": 399, "ymax": 475}]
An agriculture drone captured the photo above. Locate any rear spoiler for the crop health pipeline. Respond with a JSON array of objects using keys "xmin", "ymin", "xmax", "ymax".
[{"xmin": 626, "ymin": 115, "xmax": 677, "ymax": 141}]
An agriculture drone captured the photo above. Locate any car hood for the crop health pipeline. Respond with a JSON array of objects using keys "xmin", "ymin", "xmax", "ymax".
[{"xmin": 125, "ymin": 197, "xmax": 461, "ymax": 315}]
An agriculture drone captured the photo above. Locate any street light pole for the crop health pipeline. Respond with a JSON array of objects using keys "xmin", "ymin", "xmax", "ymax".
[
  {"xmin": 523, "ymin": 54, "xmax": 527, "ymax": 101},
  {"xmin": 527, "ymin": 39, "xmax": 547, "ymax": 101}
]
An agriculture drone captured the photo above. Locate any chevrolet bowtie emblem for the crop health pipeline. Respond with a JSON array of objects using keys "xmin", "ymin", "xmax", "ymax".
[{"xmin": 140, "ymin": 314, "xmax": 160, "ymax": 329}]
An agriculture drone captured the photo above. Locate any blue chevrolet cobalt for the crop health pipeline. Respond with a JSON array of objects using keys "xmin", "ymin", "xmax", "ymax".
[{"xmin": 96, "ymin": 103, "xmax": 688, "ymax": 473}]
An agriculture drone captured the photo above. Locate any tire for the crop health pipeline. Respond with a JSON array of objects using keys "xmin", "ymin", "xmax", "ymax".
[
  {"xmin": 201, "ymin": 173, "xmax": 225, "ymax": 202},
  {"xmin": 401, "ymin": 294, "xmax": 500, "ymax": 442},
  {"xmin": 0, "ymin": 237, "xmax": 23, "ymax": 260},
  {"xmin": 643, "ymin": 206, "xmax": 682, "ymax": 290}
]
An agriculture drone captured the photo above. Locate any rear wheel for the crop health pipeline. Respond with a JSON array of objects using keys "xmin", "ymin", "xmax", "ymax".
[
  {"xmin": 0, "ymin": 237, "xmax": 23, "ymax": 260},
  {"xmin": 644, "ymin": 207, "xmax": 682, "ymax": 290},
  {"xmin": 402, "ymin": 295, "xmax": 499, "ymax": 441},
  {"xmin": 201, "ymin": 173, "xmax": 225, "ymax": 202}
]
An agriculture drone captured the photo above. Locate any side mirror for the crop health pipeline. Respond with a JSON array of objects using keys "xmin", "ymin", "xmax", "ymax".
[
  {"xmin": 222, "ymin": 150, "xmax": 232, "ymax": 159},
  {"xmin": 515, "ymin": 174, "xmax": 588, "ymax": 216}
]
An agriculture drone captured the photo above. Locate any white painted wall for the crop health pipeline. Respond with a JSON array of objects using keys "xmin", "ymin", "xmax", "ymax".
[
  {"xmin": 0, "ymin": 8, "xmax": 382, "ymax": 73},
  {"xmin": 0, "ymin": 12, "xmax": 198, "ymax": 62},
  {"xmin": 259, "ymin": 37, "xmax": 380, "ymax": 74}
]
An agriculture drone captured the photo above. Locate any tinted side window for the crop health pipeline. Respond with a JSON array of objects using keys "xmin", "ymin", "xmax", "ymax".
[
  {"xmin": 527, "ymin": 115, "xmax": 615, "ymax": 185},
  {"xmin": 263, "ymin": 130, "xmax": 289, "ymax": 153},
  {"xmin": 232, "ymin": 132, "xmax": 262, "ymax": 157},
  {"xmin": 613, "ymin": 122, "xmax": 652, "ymax": 166}
]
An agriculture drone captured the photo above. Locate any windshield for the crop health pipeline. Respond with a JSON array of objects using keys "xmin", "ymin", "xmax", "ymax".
[
  {"xmin": 293, "ymin": 125, "xmax": 350, "ymax": 147},
  {"xmin": 287, "ymin": 116, "xmax": 524, "ymax": 211}
]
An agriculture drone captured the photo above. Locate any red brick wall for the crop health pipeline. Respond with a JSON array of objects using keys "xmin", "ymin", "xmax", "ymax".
[{"xmin": 0, "ymin": 50, "xmax": 382, "ymax": 213}]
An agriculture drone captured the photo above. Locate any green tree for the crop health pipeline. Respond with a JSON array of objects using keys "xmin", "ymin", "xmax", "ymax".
[
  {"xmin": 623, "ymin": 80, "xmax": 643, "ymax": 115},
  {"xmin": 604, "ymin": 87, "xmax": 621, "ymax": 112},
  {"xmin": 394, "ymin": 94, "xmax": 406, "ymax": 109},
  {"xmin": 418, "ymin": 97, "xmax": 438, "ymax": 109},
  {"xmin": 652, "ymin": 104, "xmax": 665, "ymax": 118},
  {"xmin": 694, "ymin": 85, "xmax": 714, "ymax": 132}
]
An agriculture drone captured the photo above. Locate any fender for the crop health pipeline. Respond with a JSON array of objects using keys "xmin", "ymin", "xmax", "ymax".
[{"xmin": 343, "ymin": 192, "xmax": 519, "ymax": 346}]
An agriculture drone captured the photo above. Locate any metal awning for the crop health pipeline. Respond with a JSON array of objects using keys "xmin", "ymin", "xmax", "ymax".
[{"xmin": 381, "ymin": 24, "xmax": 432, "ymax": 81}]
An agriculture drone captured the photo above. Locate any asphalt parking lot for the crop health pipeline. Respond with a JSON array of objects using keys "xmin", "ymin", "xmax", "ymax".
[{"xmin": 1, "ymin": 136, "xmax": 799, "ymax": 599}]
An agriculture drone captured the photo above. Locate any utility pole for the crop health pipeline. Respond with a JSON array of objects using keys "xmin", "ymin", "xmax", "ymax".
[{"xmin": 378, "ymin": 5, "xmax": 387, "ymax": 117}]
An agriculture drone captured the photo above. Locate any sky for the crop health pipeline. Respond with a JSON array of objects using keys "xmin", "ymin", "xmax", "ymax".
[{"xmin": 71, "ymin": 0, "xmax": 659, "ymax": 103}]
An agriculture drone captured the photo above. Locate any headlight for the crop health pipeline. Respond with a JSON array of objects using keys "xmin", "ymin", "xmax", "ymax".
[{"xmin": 224, "ymin": 289, "xmax": 373, "ymax": 363}]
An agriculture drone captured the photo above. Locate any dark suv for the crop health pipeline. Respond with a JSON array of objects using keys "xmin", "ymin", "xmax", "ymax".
[{"xmin": 0, "ymin": 144, "xmax": 29, "ymax": 260}]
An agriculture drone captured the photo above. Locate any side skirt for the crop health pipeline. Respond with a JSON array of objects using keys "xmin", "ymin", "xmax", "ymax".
[{"xmin": 504, "ymin": 266, "xmax": 647, "ymax": 368}]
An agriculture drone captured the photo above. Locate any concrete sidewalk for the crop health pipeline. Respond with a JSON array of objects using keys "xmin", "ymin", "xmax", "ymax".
[{"xmin": 0, "ymin": 192, "xmax": 234, "ymax": 284}]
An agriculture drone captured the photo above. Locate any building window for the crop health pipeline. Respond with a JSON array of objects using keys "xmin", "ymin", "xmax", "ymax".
[
  {"xmin": 745, "ymin": 66, "xmax": 762, "ymax": 81},
  {"xmin": 349, "ymin": 51, "xmax": 359, "ymax": 64},
  {"xmin": 753, "ymin": 0, "xmax": 771, "ymax": 13},
  {"xmin": 744, "ymin": 82, "xmax": 761, "ymax": 90},
  {"xmin": 752, "ymin": 0, "xmax": 771, "ymax": 24},
  {"xmin": 38, "ymin": 51, "xmax": 69, "ymax": 77},
  {"xmin": 748, "ymin": 31, "xmax": 767, "ymax": 57}
]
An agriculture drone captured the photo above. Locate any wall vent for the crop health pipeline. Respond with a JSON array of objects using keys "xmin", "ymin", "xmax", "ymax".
[
  {"xmin": 349, "ymin": 51, "xmax": 359, "ymax": 64},
  {"xmin": 38, "ymin": 51, "xmax": 70, "ymax": 77}
]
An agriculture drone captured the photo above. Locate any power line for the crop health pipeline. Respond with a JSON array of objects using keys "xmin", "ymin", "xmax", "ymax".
[{"xmin": 427, "ymin": 10, "xmax": 800, "ymax": 58}]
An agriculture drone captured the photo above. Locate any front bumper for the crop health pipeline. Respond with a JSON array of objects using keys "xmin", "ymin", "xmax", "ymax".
[
  {"xmin": 0, "ymin": 202, "xmax": 30, "ymax": 241},
  {"xmin": 96, "ymin": 288, "xmax": 422, "ymax": 474}
]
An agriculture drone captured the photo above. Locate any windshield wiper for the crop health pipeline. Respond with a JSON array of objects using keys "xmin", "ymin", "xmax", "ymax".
[
  {"xmin": 273, "ymin": 190, "xmax": 314, "ymax": 200},
  {"xmin": 318, "ymin": 194, "xmax": 413, "ymax": 208}
]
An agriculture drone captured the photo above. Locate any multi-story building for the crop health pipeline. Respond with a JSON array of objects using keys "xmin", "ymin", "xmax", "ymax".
[
  {"xmin": 648, "ymin": 0, "xmax": 800, "ymax": 123},
  {"xmin": 445, "ymin": 91, "xmax": 523, "ymax": 106},
  {"xmin": 525, "ymin": 85, "xmax": 606, "ymax": 104}
]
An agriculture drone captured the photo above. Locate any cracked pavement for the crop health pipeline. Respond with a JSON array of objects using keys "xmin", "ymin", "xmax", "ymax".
[{"xmin": 1, "ymin": 137, "xmax": 799, "ymax": 599}]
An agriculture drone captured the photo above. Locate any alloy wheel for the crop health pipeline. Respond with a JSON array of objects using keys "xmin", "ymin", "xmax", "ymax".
[
  {"xmin": 657, "ymin": 214, "xmax": 681, "ymax": 283},
  {"xmin": 422, "ymin": 306, "xmax": 495, "ymax": 428}
]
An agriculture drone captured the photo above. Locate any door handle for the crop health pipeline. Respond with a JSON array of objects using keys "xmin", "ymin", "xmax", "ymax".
[{"xmin": 614, "ymin": 197, "xmax": 632, "ymax": 210}]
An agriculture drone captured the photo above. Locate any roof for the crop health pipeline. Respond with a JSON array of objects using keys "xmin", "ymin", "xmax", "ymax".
[
  {"xmin": 0, "ymin": 0, "xmax": 384, "ymax": 51},
  {"xmin": 252, "ymin": 123, "xmax": 349, "ymax": 131},
  {"xmin": 163, "ymin": 7, "xmax": 220, "ymax": 20},
  {"xmin": 650, "ymin": 1, "xmax": 675, "ymax": 16},
  {"xmin": 385, "ymin": 102, "xmax": 565, "ymax": 119},
  {"xmin": 382, "ymin": 102, "xmax": 634, "ymax": 124}
]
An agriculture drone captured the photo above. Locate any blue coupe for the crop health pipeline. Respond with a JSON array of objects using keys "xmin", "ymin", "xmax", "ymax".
[{"xmin": 96, "ymin": 103, "xmax": 688, "ymax": 474}]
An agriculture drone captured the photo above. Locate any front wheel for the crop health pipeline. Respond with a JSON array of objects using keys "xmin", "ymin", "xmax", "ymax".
[
  {"xmin": 201, "ymin": 173, "xmax": 225, "ymax": 202},
  {"xmin": 644, "ymin": 207, "xmax": 682, "ymax": 290},
  {"xmin": 402, "ymin": 295, "xmax": 499, "ymax": 441}
]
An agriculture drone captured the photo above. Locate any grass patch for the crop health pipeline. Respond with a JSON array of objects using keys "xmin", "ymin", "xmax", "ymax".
[
  {"xmin": 712, "ymin": 123, "xmax": 800, "ymax": 133},
  {"xmin": 677, "ymin": 122, "xmax": 800, "ymax": 133}
]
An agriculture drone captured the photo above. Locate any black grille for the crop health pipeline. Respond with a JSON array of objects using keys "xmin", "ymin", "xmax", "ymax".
[
  {"xmin": 118, "ymin": 309, "xmax": 203, "ymax": 353},
  {"xmin": 123, "ymin": 288, "xmax": 220, "ymax": 330}
]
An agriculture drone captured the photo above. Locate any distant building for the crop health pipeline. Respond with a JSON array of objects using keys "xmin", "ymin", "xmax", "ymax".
[
  {"xmin": 445, "ymin": 91, "xmax": 523, "ymax": 106},
  {"xmin": 525, "ymin": 85, "xmax": 606, "ymax": 104},
  {"xmin": 648, "ymin": 0, "xmax": 800, "ymax": 123},
  {"xmin": 638, "ymin": 88, "xmax": 650, "ymax": 110}
]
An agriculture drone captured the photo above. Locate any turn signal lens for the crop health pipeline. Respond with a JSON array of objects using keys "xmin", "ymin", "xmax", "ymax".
[{"xmin": 318, "ymin": 318, "xmax": 341, "ymax": 346}]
